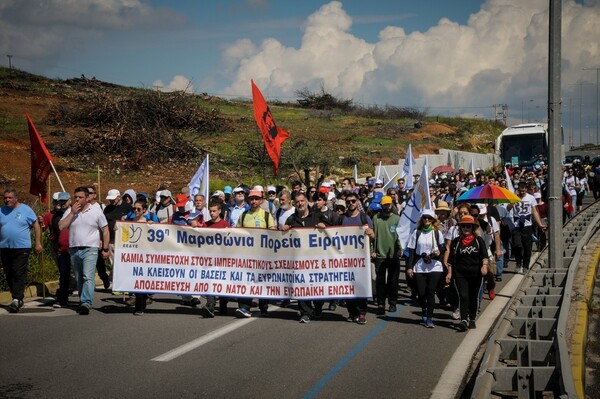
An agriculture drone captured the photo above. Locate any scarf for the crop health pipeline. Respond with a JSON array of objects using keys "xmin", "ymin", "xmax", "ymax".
[
  {"xmin": 421, "ymin": 225, "xmax": 433, "ymax": 233},
  {"xmin": 461, "ymin": 234, "xmax": 475, "ymax": 247}
]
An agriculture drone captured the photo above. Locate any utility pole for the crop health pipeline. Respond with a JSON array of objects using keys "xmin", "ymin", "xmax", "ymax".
[
  {"xmin": 6, "ymin": 54, "xmax": 12, "ymax": 70},
  {"xmin": 583, "ymin": 67, "xmax": 600, "ymax": 144}
]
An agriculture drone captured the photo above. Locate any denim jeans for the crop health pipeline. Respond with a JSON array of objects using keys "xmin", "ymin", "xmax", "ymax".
[
  {"xmin": 71, "ymin": 247, "xmax": 98, "ymax": 307},
  {"xmin": 56, "ymin": 252, "xmax": 71, "ymax": 304},
  {"xmin": 496, "ymin": 241, "xmax": 505, "ymax": 278}
]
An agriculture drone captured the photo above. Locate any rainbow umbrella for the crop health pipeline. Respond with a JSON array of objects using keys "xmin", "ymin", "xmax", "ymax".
[{"xmin": 456, "ymin": 184, "xmax": 521, "ymax": 204}]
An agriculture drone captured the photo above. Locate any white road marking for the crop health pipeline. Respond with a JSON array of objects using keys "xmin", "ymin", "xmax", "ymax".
[
  {"xmin": 152, "ymin": 307, "xmax": 281, "ymax": 362},
  {"xmin": 429, "ymin": 274, "xmax": 524, "ymax": 399}
]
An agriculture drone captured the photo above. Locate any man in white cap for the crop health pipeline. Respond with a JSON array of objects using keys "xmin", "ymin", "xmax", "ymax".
[
  {"xmin": 254, "ymin": 185, "xmax": 275, "ymax": 215},
  {"xmin": 228, "ymin": 186, "xmax": 249, "ymax": 227}
]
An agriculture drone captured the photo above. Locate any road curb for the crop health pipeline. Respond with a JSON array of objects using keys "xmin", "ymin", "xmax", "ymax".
[{"xmin": 571, "ymin": 244, "xmax": 600, "ymax": 398}]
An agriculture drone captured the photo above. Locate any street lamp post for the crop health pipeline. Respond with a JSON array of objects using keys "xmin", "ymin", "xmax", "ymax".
[{"xmin": 583, "ymin": 67, "xmax": 600, "ymax": 144}]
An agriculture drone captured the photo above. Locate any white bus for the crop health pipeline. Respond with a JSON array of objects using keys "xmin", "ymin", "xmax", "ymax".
[{"xmin": 494, "ymin": 123, "xmax": 563, "ymax": 167}]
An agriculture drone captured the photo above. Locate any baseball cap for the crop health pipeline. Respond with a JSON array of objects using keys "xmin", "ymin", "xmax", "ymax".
[
  {"xmin": 212, "ymin": 190, "xmax": 225, "ymax": 198},
  {"xmin": 267, "ymin": 185, "xmax": 276, "ymax": 193},
  {"xmin": 106, "ymin": 189, "xmax": 120, "ymax": 200},
  {"xmin": 223, "ymin": 186, "xmax": 232, "ymax": 195},
  {"xmin": 57, "ymin": 192, "xmax": 71, "ymax": 201},
  {"xmin": 253, "ymin": 185, "xmax": 264, "ymax": 192},
  {"xmin": 248, "ymin": 189, "xmax": 262, "ymax": 198},
  {"xmin": 52, "ymin": 192, "xmax": 61, "ymax": 201},
  {"xmin": 232, "ymin": 186, "xmax": 244, "ymax": 194},
  {"xmin": 175, "ymin": 194, "xmax": 188, "ymax": 207},
  {"xmin": 381, "ymin": 195, "xmax": 392, "ymax": 205},
  {"xmin": 476, "ymin": 203, "xmax": 487, "ymax": 215},
  {"xmin": 534, "ymin": 192, "xmax": 542, "ymax": 199},
  {"xmin": 421, "ymin": 209, "xmax": 436, "ymax": 219},
  {"xmin": 335, "ymin": 199, "xmax": 346, "ymax": 208},
  {"xmin": 160, "ymin": 190, "xmax": 173, "ymax": 199}
]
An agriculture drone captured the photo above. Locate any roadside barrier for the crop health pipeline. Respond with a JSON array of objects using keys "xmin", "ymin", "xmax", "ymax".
[{"xmin": 470, "ymin": 200, "xmax": 600, "ymax": 398}]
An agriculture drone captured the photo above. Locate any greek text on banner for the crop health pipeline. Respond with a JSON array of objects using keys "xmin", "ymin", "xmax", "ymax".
[{"xmin": 113, "ymin": 222, "xmax": 372, "ymax": 300}]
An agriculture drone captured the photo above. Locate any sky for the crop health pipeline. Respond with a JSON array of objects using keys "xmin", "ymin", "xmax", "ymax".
[{"xmin": 2, "ymin": 0, "xmax": 600, "ymax": 147}]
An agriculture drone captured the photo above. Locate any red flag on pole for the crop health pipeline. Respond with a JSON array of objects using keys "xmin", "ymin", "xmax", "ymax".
[
  {"xmin": 26, "ymin": 113, "xmax": 53, "ymax": 203},
  {"xmin": 251, "ymin": 80, "xmax": 289, "ymax": 175}
]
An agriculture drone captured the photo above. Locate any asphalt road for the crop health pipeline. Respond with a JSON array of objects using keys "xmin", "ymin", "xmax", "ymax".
[{"xmin": 0, "ymin": 272, "xmax": 520, "ymax": 399}]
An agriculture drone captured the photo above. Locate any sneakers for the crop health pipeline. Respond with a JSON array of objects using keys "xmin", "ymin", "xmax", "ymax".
[
  {"xmin": 495, "ymin": 276, "xmax": 503, "ymax": 282},
  {"xmin": 347, "ymin": 315, "xmax": 359, "ymax": 323},
  {"xmin": 133, "ymin": 310, "xmax": 144, "ymax": 316},
  {"xmin": 451, "ymin": 308, "xmax": 461, "ymax": 320},
  {"xmin": 489, "ymin": 290, "xmax": 496, "ymax": 300},
  {"xmin": 376, "ymin": 307, "xmax": 386, "ymax": 316},
  {"xmin": 425, "ymin": 318, "xmax": 435, "ymax": 328},
  {"xmin": 8, "ymin": 299, "xmax": 21, "ymax": 313},
  {"xmin": 200, "ymin": 306, "xmax": 215, "ymax": 318},
  {"xmin": 77, "ymin": 304, "xmax": 90, "ymax": 315},
  {"xmin": 357, "ymin": 314, "xmax": 367, "ymax": 325},
  {"xmin": 458, "ymin": 320, "xmax": 468, "ymax": 332},
  {"xmin": 388, "ymin": 304, "xmax": 397, "ymax": 313},
  {"xmin": 469, "ymin": 320, "xmax": 477, "ymax": 329},
  {"xmin": 190, "ymin": 298, "xmax": 201, "ymax": 308},
  {"xmin": 235, "ymin": 307, "xmax": 252, "ymax": 318},
  {"xmin": 299, "ymin": 315, "xmax": 310, "ymax": 323}
]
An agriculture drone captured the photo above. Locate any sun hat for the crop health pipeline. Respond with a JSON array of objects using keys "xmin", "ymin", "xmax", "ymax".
[
  {"xmin": 223, "ymin": 186, "xmax": 232, "ymax": 195},
  {"xmin": 457, "ymin": 215, "xmax": 479, "ymax": 226},
  {"xmin": 435, "ymin": 200, "xmax": 451, "ymax": 212},
  {"xmin": 212, "ymin": 190, "xmax": 225, "ymax": 197}
]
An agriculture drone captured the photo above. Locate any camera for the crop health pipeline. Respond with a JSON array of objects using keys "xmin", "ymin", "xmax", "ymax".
[{"xmin": 421, "ymin": 253, "xmax": 432, "ymax": 264}]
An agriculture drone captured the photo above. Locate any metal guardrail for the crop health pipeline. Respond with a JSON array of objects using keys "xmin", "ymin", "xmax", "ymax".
[{"xmin": 470, "ymin": 201, "xmax": 600, "ymax": 399}]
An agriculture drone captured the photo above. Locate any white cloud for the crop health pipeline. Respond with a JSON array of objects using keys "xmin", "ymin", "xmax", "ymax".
[
  {"xmin": 222, "ymin": 0, "xmax": 600, "ymax": 127},
  {"xmin": 0, "ymin": 0, "xmax": 187, "ymax": 73},
  {"xmin": 152, "ymin": 75, "xmax": 194, "ymax": 93}
]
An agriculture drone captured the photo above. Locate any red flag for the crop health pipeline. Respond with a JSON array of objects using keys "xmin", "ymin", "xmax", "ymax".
[
  {"xmin": 251, "ymin": 80, "xmax": 289, "ymax": 175},
  {"xmin": 26, "ymin": 113, "xmax": 53, "ymax": 203}
]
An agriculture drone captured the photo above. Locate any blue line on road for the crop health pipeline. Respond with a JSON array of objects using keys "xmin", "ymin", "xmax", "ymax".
[{"xmin": 303, "ymin": 304, "xmax": 406, "ymax": 399}]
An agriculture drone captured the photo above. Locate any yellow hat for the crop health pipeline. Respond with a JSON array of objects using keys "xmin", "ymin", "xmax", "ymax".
[{"xmin": 381, "ymin": 195, "xmax": 393, "ymax": 205}]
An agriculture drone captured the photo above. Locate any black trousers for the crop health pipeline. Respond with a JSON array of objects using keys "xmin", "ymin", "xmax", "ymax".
[
  {"xmin": 96, "ymin": 249, "xmax": 109, "ymax": 282},
  {"xmin": 374, "ymin": 258, "xmax": 400, "ymax": 307},
  {"xmin": 1, "ymin": 248, "xmax": 31, "ymax": 301},
  {"xmin": 56, "ymin": 251, "xmax": 71, "ymax": 304},
  {"xmin": 298, "ymin": 300, "xmax": 324, "ymax": 317},
  {"xmin": 511, "ymin": 226, "xmax": 533, "ymax": 269},
  {"xmin": 346, "ymin": 298, "xmax": 368, "ymax": 318},
  {"xmin": 414, "ymin": 272, "xmax": 442, "ymax": 318},
  {"xmin": 454, "ymin": 274, "xmax": 483, "ymax": 321}
]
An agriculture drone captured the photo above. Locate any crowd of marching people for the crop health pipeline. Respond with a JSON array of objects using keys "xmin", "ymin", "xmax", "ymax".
[{"xmin": 1, "ymin": 155, "xmax": 594, "ymax": 330}]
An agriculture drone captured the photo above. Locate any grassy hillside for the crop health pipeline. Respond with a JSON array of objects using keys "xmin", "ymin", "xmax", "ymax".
[{"xmin": 0, "ymin": 67, "xmax": 503, "ymax": 198}]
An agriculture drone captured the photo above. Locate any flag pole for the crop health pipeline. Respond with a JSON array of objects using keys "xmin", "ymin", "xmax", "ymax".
[
  {"xmin": 49, "ymin": 160, "xmax": 65, "ymax": 192},
  {"xmin": 97, "ymin": 165, "xmax": 101, "ymax": 199},
  {"xmin": 38, "ymin": 194, "xmax": 46, "ymax": 298},
  {"xmin": 48, "ymin": 174, "xmax": 51, "ymax": 212}
]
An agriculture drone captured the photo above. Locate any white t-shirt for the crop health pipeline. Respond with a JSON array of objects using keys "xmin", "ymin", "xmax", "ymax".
[
  {"xmin": 276, "ymin": 207, "xmax": 295, "ymax": 230},
  {"xmin": 512, "ymin": 193, "xmax": 537, "ymax": 228},
  {"xmin": 62, "ymin": 205, "xmax": 108, "ymax": 248},
  {"xmin": 407, "ymin": 229, "xmax": 444, "ymax": 273}
]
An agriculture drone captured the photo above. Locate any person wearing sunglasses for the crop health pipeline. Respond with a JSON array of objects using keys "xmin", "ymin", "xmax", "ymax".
[
  {"xmin": 406, "ymin": 209, "xmax": 445, "ymax": 328},
  {"xmin": 443, "ymin": 203, "xmax": 472, "ymax": 320},
  {"xmin": 340, "ymin": 192, "xmax": 375, "ymax": 325},
  {"xmin": 446, "ymin": 215, "xmax": 488, "ymax": 331}
]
